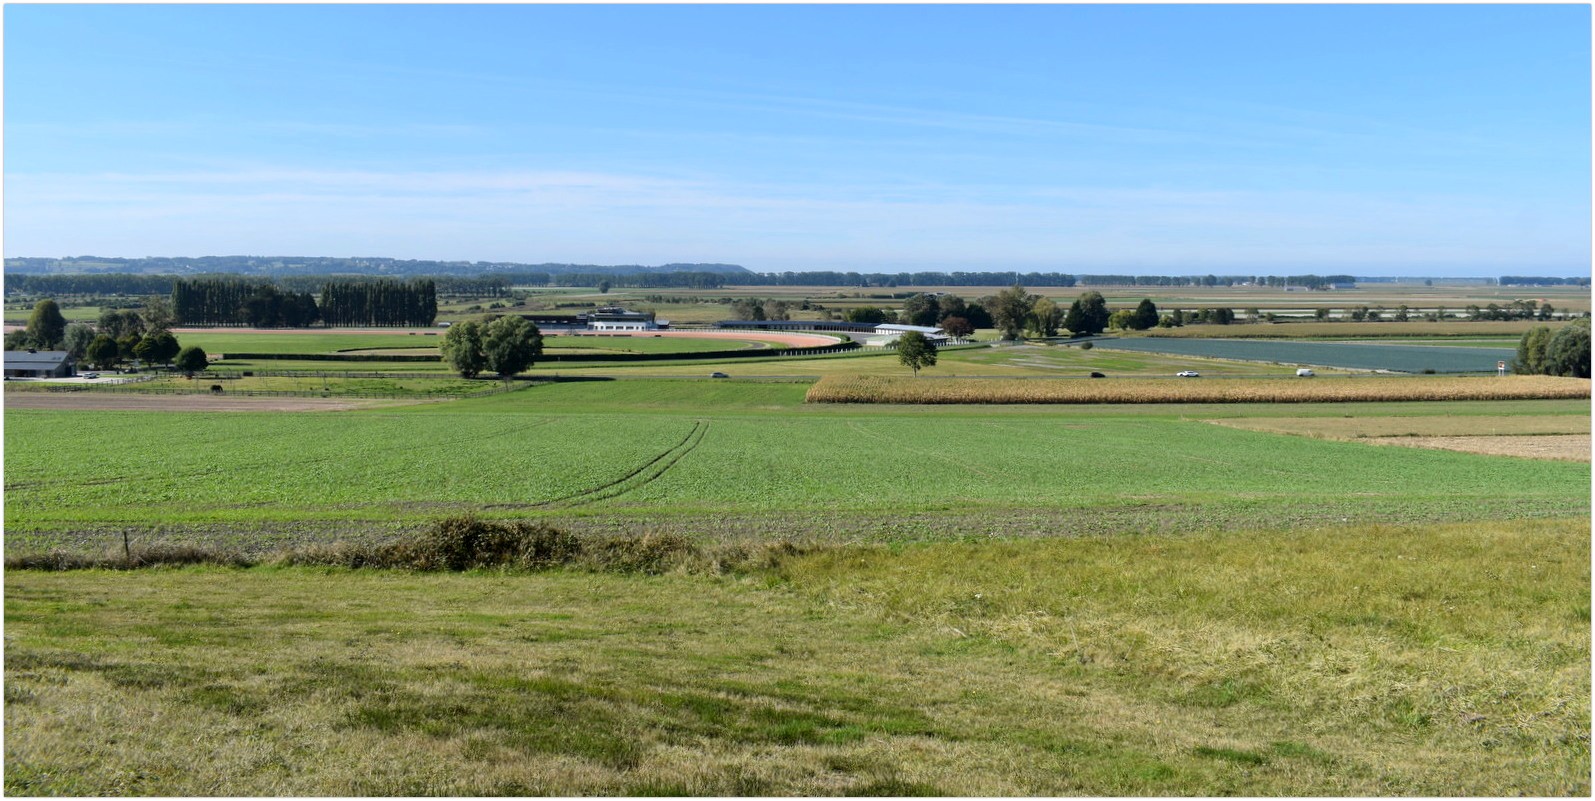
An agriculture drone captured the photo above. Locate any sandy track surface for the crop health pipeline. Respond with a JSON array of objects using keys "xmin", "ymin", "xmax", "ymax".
[
  {"xmin": 571, "ymin": 330, "xmax": 840, "ymax": 347},
  {"xmin": 3, "ymin": 392, "xmax": 398, "ymax": 412},
  {"xmin": 1369, "ymin": 434, "xmax": 1591, "ymax": 462}
]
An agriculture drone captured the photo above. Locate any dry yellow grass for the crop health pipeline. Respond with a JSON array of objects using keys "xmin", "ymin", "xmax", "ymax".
[
  {"xmin": 1210, "ymin": 414, "xmax": 1591, "ymax": 439},
  {"xmin": 805, "ymin": 374, "xmax": 1591, "ymax": 405},
  {"xmin": 1366, "ymin": 434, "xmax": 1591, "ymax": 462}
]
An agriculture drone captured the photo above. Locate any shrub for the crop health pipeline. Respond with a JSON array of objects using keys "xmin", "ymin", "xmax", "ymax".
[
  {"xmin": 8, "ymin": 518, "xmax": 822, "ymax": 577},
  {"xmin": 383, "ymin": 515, "xmax": 581, "ymax": 571},
  {"xmin": 581, "ymin": 532, "xmax": 698, "ymax": 574},
  {"xmin": 5, "ymin": 543, "xmax": 251, "ymax": 570}
]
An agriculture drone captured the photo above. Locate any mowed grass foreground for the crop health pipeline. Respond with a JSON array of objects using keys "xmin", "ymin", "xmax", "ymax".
[{"xmin": 6, "ymin": 519, "xmax": 1587, "ymax": 796}]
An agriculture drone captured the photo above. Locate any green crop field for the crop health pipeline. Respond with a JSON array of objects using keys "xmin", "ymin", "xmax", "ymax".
[{"xmin": 6, "ymin": 380, "xmax": 1588, "ymax": 550}]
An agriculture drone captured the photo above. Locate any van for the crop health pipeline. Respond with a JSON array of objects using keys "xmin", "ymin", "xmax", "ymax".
[{"xmin": 1295, "ymin": 368, "xmax": 1315, "ymax": 377}]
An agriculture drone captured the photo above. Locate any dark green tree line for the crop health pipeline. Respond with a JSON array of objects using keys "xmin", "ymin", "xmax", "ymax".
[{"xmin": 319, "ymin": 279, "xmax": 437, "ymax": 327}]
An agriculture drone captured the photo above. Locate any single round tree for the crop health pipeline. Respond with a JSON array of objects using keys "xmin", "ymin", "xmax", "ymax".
[
  {"xmin": 1028, "ymin": 297, "xmax": 1062, "ymax": 338},
  {"xmin": 1131, "ymin": 298, "xmax": 1159, "ymax": 330},
  {"xmin": 132, "ymin": 335, "xmax": 157, "ymax": 365},
  {"xmin": 1075, "ymin": 291, "xmax": 1110, "ymax": 335},
  {"xmin": 116, "ymin": 334, "xmax": 142, "ymax": 362},
  {"xmin": 86, "ymin": 335, "xmax": 121, "ymax": 369},
  {"xmin": 145, "ymin": 332, "xmax": 182, "ymax": 366},
  {"xmin": 26, "ymin": 299, "xmax": 68, "ymax": 350},
  {"xmin": 1512, "ymin": 326, "xmax": 1554, "ymax": 375},
  {"xmin": 940, "ymin": 316, "xmax": 974, "ymax": 341},
  {"xmin": 483, "ymin": 315, "xmax": 543, "ymax": 382},
  {"xmin": 1545, "ymin": 318, "xmax": 1591, "ymax": 378},
  {"xmin": 896, "ymin": 331, "xmax": 937, "ymax": 377},
  {"xmin": 63, "ymin": 323, "xmax": 97, "ymax": 360},
  {"xmin": 174, "ymin": 345, "xmax": 209, "ymax": 376},
  {"xmin": 439, "ymin": 321, "xmax": 488, "ymax": 378},
  {"xmin": 987, "ymin": 285, "xmax": 1034, "ymax": 340}
]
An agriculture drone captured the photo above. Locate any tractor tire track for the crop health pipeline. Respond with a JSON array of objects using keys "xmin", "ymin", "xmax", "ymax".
[{"xmin": 501, "ymin": 419, "xmax": 710, "ymax": 510}]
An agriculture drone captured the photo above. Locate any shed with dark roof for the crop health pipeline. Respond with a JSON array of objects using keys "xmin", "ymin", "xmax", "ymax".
[{"xmin": 4, "ymin": 350, "xmax": 76, "ymax": 378}]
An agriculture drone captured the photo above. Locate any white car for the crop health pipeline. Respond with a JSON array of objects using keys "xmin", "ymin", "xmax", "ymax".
[
  {"xmin": 1176, "ymin": 370, "xmax": 1200, "ymax": 378},
  {"xmin": 80, "ymin": 372, "xmax": 100, "ymax": 379},
  {"xmin": 1295, "ymin": 368, "xmax": 1315, "ymax": 377}
]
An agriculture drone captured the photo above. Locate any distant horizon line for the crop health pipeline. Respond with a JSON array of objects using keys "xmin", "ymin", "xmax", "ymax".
[{"xmin": 3, "ymin": 255, "xmax": 1587, "ymax": 281}]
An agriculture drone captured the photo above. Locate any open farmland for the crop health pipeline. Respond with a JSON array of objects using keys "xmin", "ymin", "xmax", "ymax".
[
  {"xmin": 5, "ymin": 380, "xmax": 1589, "ymax": 551},
  {"xmin": 6, "ymin": 371, "xmax": 1590, "ymax": 796}
]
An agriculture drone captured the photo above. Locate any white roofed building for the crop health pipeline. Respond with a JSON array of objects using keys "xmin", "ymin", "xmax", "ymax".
[
  {"xmin": 865, "ymin": 323, "xmax": 954, "ymax": 347},
  {"xmin": 587, "ymin": 306, "xmax": 663, "ymax": 331}
]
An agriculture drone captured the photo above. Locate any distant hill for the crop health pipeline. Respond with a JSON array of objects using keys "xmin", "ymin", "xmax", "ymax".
[{"xmin": 3, "ymin": 256, "xmax": 752, "ymax": 278}]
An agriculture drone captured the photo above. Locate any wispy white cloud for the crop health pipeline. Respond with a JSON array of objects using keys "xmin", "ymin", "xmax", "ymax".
[{"xmin": 6, "ymin": 165, "xmax": 1585, "ymax": 272}]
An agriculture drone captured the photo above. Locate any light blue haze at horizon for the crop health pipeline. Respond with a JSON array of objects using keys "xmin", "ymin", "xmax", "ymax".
[{"xmin": 4, "ymin": 4, "xmax": 1589, "ymax": 276}]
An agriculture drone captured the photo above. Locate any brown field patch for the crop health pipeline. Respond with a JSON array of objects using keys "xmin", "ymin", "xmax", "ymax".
[
  {"xmin": 1367, "ymin": 434, "xmax": 1591, "ymax": 461},
  {"xmin": 1211, "ymin": 414, "xmax": 1591, "ymax": 439},
  {"xmin": 806, "ymin": 374, "xmax": 1591, "ymax": 405}
]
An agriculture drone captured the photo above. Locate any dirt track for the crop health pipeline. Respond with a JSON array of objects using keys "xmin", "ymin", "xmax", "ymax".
[
  {"xmin": 3, "ymin": 392, "xmax": 397, "ymax": 412},
  {"xmin": 568, "ymin": 330, "xmax": 841, "ymax": 347}
]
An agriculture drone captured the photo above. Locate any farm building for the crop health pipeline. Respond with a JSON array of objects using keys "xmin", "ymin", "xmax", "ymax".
[
  {"xmin": 519, "ymin": 309, "xmax": 670, "ymax": 331},
  {"xmin": 865, "ymin": 324, "xmax": 953, "ymax": 347},
  {"xmin": 4, "ymin": 350, "xmax": 76, "ymax": 378}
]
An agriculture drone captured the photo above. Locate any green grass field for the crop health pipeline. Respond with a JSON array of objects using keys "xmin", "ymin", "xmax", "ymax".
[{"xmin": 5, "ymin": 369, "xmax": 1589, "ymax": 795}]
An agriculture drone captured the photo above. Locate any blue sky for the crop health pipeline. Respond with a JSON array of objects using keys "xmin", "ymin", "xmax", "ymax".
[{"xmin": 5, "ymin": 4, "xmax": 1589, "ymax": 276}]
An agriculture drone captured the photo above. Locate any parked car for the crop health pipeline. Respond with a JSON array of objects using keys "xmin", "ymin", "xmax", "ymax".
[
  {"xmin": 1176, "ymin": 370, "xmax": 1200, "ymax": 378},
  {"xmin": 709, "ymin": 372, "xmax": 729, "ymax": 378},
  {"xmin": 80, "ymin": 372, "xmax": 100, "ymax": 379},
  {"xmin": 1295, "ymin": 368, "xmax": 1316, "ymax": 377}
]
